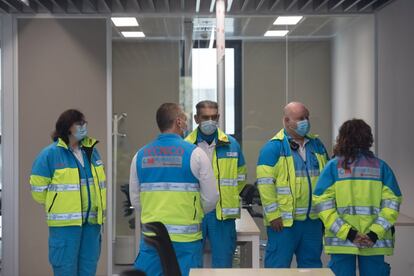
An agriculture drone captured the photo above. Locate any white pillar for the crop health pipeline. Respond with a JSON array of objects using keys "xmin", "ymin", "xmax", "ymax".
[
  {"xmin": 216, "ymin": 0, "xmax": 226, "ymax": 131},
  {"xmin": 1, "ymin": 14, "xmax": 20, "ymax": 276}
]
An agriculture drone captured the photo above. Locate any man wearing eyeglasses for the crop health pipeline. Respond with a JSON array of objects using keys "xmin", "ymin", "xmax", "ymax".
[{"xmin": 185, "ymin": 100, "xmax": 247, "ymax": 268}]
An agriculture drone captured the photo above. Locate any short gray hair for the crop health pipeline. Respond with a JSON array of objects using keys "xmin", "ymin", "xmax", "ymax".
[{"xmin": 195, "ymin": 100, "xmax": 218, "ymax": 115}]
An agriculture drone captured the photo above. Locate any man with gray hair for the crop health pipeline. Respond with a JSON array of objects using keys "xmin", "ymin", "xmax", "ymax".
[
  {"xmin": 256, "ymin": 102, "xmax": 329, "ymax": 268},
  {"xmin": 185, "ymin": 100, "xmax": 247, "ymax": 268}
]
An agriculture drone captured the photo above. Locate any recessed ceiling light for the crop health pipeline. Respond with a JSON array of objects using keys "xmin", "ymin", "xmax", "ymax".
[
  {"xmin": 210, "ymin": 0, "xmax": 216, "ymax": 12},
  {"xmin": 273, "ymin": 16, "xmax": 303, "ymax": 25},
  {"xmin": 264, "ymin": 30, "xmax": 289, "ymax": 37},
  {"xmin": 227, "ymin": 0, "xmax": 234, "ymax": 12},
  {"xmin": 111, "ymin": 17, "xmax": 139, "ymax": 27},
  {"xmin": 122, "ymin": 31, "xmax": 145, "ymax": 38}
]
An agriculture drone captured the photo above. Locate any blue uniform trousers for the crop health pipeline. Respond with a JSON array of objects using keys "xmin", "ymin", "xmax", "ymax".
[
  {"xmin": 202, "ymin": 210, "xmax": 237, "ymax": 268},
  {"xmin": 265, "ymin": 218, "xmax": 323, "ymax": 268},
  {"xmin": 48, "ymin": 224, "xmax": 101, "ymax": 276},
  {"xmin": 134, "ymin": 239, "xmax": 202, "ymax": 276},
  {"xmin": 329, "ymin": 254, "xmax": 390, "ymax": 276}
]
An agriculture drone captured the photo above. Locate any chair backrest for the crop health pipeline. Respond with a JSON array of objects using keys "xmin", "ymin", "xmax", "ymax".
[
  {"xmin": 142, "ymin": 222, "xmax": 182, "ymax": 276},
  {"xmin": 120, "ymin": 269, "xmax": 146, "ymax": 276}
]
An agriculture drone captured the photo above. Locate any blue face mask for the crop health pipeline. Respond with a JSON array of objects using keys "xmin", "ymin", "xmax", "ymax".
[
  {"xmin": 199, "ymin": 120, "xmax": 218, "ymax": 136},
  {"xmin": 74, "ymin": 124, "xmax": 88, "ymax": 141},
  {"xmin": 294, "ymin": 119, "xmax": 310, "ymax": 137}
]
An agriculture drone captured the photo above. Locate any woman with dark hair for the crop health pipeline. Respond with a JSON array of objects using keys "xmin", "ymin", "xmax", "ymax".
[
  {"xmin": 30, "ymin": 109, "xmax": 107, "ymax": 276},
  {"xmin": 313, "ymin": 119, "xmax": 402, "ymax": 276}
]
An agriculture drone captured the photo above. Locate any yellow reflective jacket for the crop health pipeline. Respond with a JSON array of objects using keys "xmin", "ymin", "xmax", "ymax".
[
  {"xmin": 313, "ymin": 153, "xmax": 402, "ymax": 256},
  {"xmin": 257, "ymin": 129, "xmax": 329, "ymax": 226},
  {"xmin": 185, "ymin": 128, "xmax": 247, "ymax": 220},
  {"xmin": 137, "ymin": 133, "xmax": 204, "ymax": 242},
  {"xmin": 30, "ymin": 137, "xmax": 107, "ymax": 226}
]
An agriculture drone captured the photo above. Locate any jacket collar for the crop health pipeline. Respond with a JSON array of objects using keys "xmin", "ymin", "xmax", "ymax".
[
  {"xmin": 186, "ymin": 128, "xmax": 230, "ymax": 146},
  {"xmin": 270, "ymin": 128, "xmax": 318, "ymax": 141},
  {"xmin": 57, "ymin": 136, "xmax": 98, "ymax": 150}
]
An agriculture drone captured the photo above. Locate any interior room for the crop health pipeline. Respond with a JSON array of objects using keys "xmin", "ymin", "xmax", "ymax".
[{"xmin": 1, "ymin": 0, "xmax": 413, "ymax": 275}]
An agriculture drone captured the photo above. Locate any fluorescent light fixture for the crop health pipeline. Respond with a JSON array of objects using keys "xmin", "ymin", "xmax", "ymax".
[
  {"xmin": 122, "ymin": 31, "xmax": 145, "ymax": 38},
  {"xmin": 111, "ymin": 17, "xmax": 139, "ymax": 27},
  {"xmin": 273, "ymin": 16, "xmax": 303, "ymax": 25},
  {"xmin": 209, "ymin": 26, "xmax": 215, "ymax": 49},
  {"xmin": 227, "ymin": 0, "xmax": 234, "ymax": 12},
  {"xmin": 196, "ymin": 0, "xmax": 200, "ymax": 12},
  {"xmin": 20, "ymin": 0, "xmax": 30, "ymax": 5},
  {"xmin": 264, "ymin": 30, "xmax": 289, "ymax": 37},
  {"xmin": 210, "ymin": 0, "xmax": 216, "ymax": 12}
]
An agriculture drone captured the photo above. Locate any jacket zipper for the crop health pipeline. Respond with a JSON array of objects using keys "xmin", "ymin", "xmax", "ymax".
[
  {"xmin": 86, "ymin": 141, "xmax": 104, "ymax": 224},
  {"xmin": 303, "ymin": 159, "xmax": 313, "ymax": 218},
  {"xmin": 81, "ymin": 164, "xmax": 91, "ymax": 224},
  {"xmin": 215, "ymin": 150, "xmax": 223, "ymax": 220},
  {"xmin": 69, "ymin": 150, "xmax": 84, "ymax": 222},
  {"xmin": 48, "ymin": 193, "xmax": 58, "ymax": 213},
  {"xmin": 193, "ymin": 196, "xmax": 197, "ymax": 220}
]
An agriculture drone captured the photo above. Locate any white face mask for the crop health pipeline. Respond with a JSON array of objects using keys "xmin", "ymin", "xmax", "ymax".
[{"xmin": 199, "ymin": 120, "xmax": 218, "ymax": 136}]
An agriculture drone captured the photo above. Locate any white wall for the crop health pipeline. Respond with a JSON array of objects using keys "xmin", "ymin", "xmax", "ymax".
[
  {"xmin": 377, "ymin": 0, "xmax": 414, "ymax": 219},
  {"xmin": 377, "ymin": 0, "xmax": 414, "ymax": 274},
  {"xmin": 332, "ymin": 15, "xmax": 375, "ymax": 142},
  {"xmin": 18, "ymin": 18, "xmax": 108, "ymax": 276}
]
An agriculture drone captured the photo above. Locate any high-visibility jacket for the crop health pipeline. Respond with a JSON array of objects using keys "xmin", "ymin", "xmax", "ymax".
[
  {"xmin": 313, "ymin": 153, "xmax": 402, "ymax": 256},
  {"xmin": 185, "ymin": 128, "xmax": 247, "ymax": 220},
  {"xmin": 257, "ymin": 129, "xmax": 329, "ymax": 226},
  {"xmin": 30, "ymin": 137, "xmax": 107, "ymax": 226},
  {"xmin": 137, "ymin": 133, "xmax": 204, "ymax": 242}
]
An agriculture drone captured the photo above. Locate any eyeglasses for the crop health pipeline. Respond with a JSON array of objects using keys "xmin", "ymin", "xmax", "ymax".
[
  {"xmin": 75, "ymin": 120, "xmax": 88, "ymax": 126},
  {"xmin": 199, "ymin": 114, "xmax": 219, "ymax": 121}
]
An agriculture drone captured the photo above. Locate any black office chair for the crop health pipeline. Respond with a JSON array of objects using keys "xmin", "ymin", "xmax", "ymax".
[
  {"xmin": 142, "ymin": 221, "xmax": 182, "ymax": 276},
  {"xmin": 120, "ymin": 269, "xmax": 146, "ymax": 276},
  {"xmin": 240, "ymin": 183, "xmax": 263, "ymax": 218}
]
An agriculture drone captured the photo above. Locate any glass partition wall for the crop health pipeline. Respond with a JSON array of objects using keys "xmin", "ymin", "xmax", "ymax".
[
  {"xmin": 111, "ymin": 10, "xmax": 371, "ymax": 270},
  {"xmin": 0, "ymin": 16, "xmax": 2, "ymax": 270}
]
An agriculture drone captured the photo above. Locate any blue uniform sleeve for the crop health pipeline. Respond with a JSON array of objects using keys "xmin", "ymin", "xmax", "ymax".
[
  {"xmin": 257, "ymin": 140, "xmax": 281, "ymax": 166},
  {"xmin": 30, "ymin": 147, "xmax": 53, "ymax": 204},
  {"xmin": 381, "ymin": 160, "xmax": 402, "ymax": 197},
  {"xmin": 31, "ymin": 148, "xmax": 53, "ymax": 178},
  {"xmin": 313, "ymin": 158, "xmax": 353, "ymax": 240},
  {"xmin": 235, "ymin": 140, "xmax": 246, "ymax": 167},
  {"xmin": 314, "ymin": 159, "xmax": 337, "ymax": 196}
]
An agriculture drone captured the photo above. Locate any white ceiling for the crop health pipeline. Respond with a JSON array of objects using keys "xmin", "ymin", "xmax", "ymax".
[{"xmin": 112, "ymin": 15, "xmax": 363, "ymax": 40}]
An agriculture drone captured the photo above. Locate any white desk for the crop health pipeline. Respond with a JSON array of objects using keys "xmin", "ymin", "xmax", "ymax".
[
  {"xmin": 236, "ymin": 209, "xmax": 261, "ymax": 268},
  {"xmin": 190, "ymin": 268, "xmax": 334, "ymax": 276},
  {"xmin": 203, "ymin": 209, "xmax": 261, "ymax": 268}
]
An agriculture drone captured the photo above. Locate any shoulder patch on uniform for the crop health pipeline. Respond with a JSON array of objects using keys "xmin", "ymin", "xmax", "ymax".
[{"xmin": 226, "ymin": 152, "xmax": 238, "ymax": 157}]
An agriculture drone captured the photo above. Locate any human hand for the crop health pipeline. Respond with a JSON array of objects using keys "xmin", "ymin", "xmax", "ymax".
[
  {"xmin": 270, "ymin": 217, "xmax": 284, "ymax": 232},
  {"xmin": 354, "ymin": 233, "xmax": 374, "ymax": 248}
]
